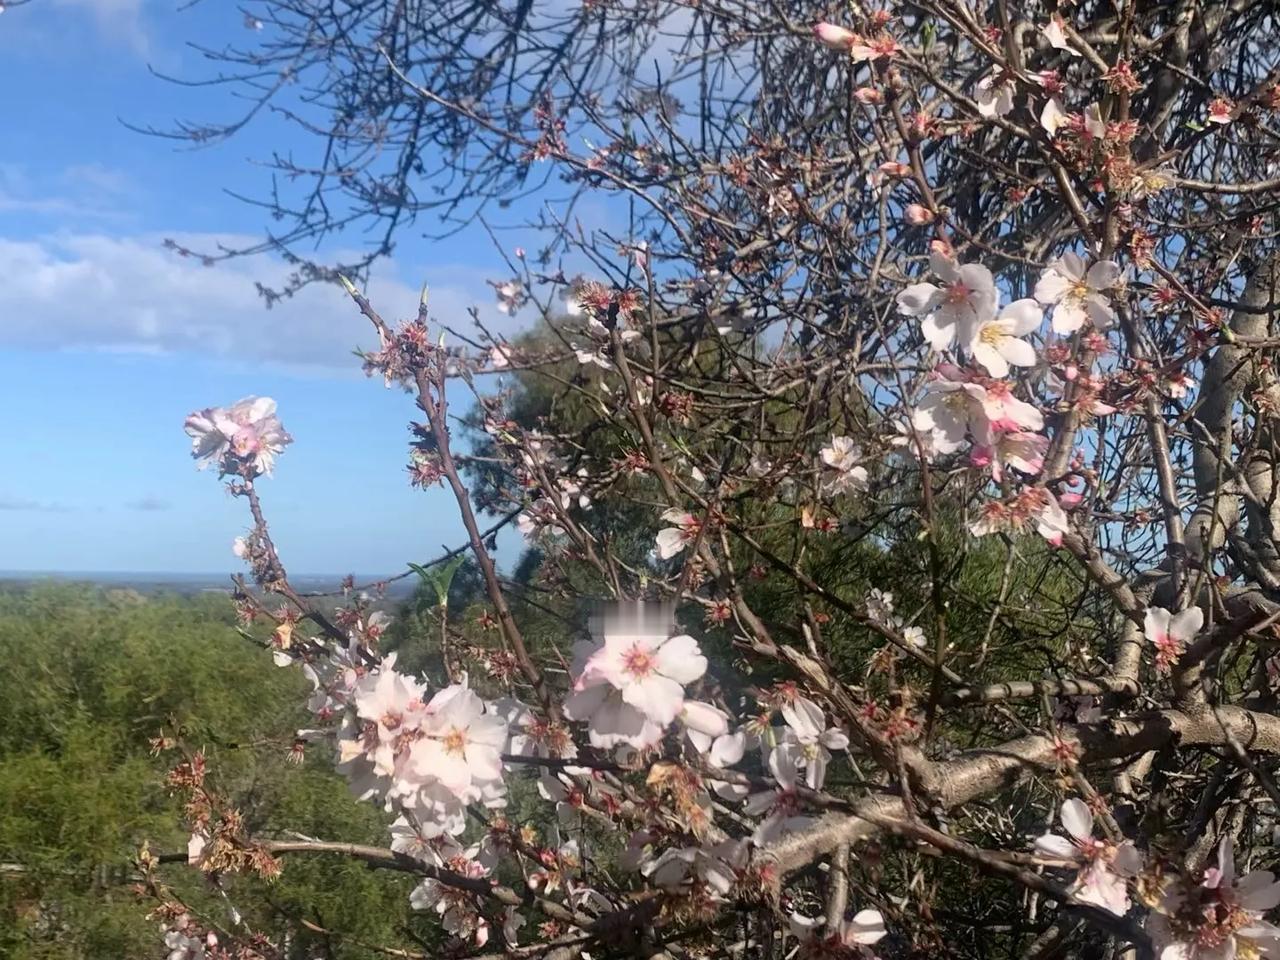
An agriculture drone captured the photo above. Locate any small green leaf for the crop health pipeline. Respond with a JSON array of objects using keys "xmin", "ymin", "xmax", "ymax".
[{"xmin": 408, "ymin": 555, "xmax": 466, "ymax": 607}]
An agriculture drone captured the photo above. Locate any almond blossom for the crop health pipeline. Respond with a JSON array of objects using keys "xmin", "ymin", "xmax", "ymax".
[
  {"xmin": 819, "ymin": 435, "xmax": 869, "ymax": 495},
  {"xmin": 790, "ymin": 908, "xmax": 888, "ymax": 956},
  {"xmin": 911, "ymin": 368, "xmax": 1044, "ymax": 458},
  {"xmin": 410, "ymin": 851, "xmax": 494, "ymax": 945},
  {"xmin": 970, "ymin": 429, "xmax": 1049, "ymax": 482},
  {"xmin": 904, "ymin": 203, "xmax": 934, "ymax": 225},
  {"xmin": 968, "ymin": 299, "xmax": 1042, "ymax": 377},
  {"xmin": 971, "ymin": 487, "xmax": 1071, "ymax": 546},
  {"xmin": 1043, "ymin": 14, "xmax": 1079, "ymax": 55},
  {"xmin": 516, "ymin": 498, "xmax": 565, "ymax": 539},
  {"xmin": 1035, "ymin": 252, "xmax": 1122, "ymax": 333},
  {"xmin": 679, "ymin": 699, "xmax": 731, "ymax": 754},
  {"xmin": 1041, "ymin": 95, "xmax": 1069, "ymax": 136},
  {"xmin": 565, "ymin": 632, "xmax": 707, "ymax": 749},
  {"xmin": 775, "ymin": 714, "xmax": 849, "ymax": 790},
  {"xmin": 1144, "ymin": 605, "xmax": 1204, "ymax": 672},
  {"xmin": 897, "ymin": 252, "xmax": 999, "ymax": 349},
  {"xmin": 976, "ymin": 70, "xmax": 1016, "ymax": 118},
  {"xmin": 744, "ymin": 741, "xmax": 814, "ymax": 843},
  {"xmin": 813, "ymin": 22, "xmax": 857, "ymax": 50},
  {"xmin": 646, "ymin": 838, "xmax": 750, "ymax": 897},
  {"xmin": 1148, "ymin": 838, "xmax": 1280, "ymax": 960},
  {"xmin": 849, "ymin": 34, "xmax": 899, "ymax": 62},
  {"xmin": 163, "ymin": 924, "xmax": 208, "ymax": 960},
  {"xmin": 656, "ymin": 508, "xmax": 701, "ymax": 559},
  {"xmin": 492, "ymin": 279, "xmax": 523, "ymax": 315},
  {"xmin": 410, "ymin": 685, "xmax": 508, "ymax": 798},
  {"xmin": 184, "ymin": 397, "xmax": 293, "ymax": 477},
  {"xmin": 351, "ymin": 658, "xmax": 428, "ymax": 779},
  {"xmin": 1208, "ymin": 97, "xmax": 1235, "ymax": 125},
  {"xmin": 1034, "ymin": 798, "xmax": 1141, "ymax": 915},
  {"xmin": 973, "ymin": 380, "xmax": 1045, "ymax": 435}
]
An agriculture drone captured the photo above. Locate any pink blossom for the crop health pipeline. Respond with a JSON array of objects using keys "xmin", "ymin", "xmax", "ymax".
[
  {"xmin": 1208, "ymin": 97, "xmax": 1235, "ymax": 125},
  {"xmin": 492, "ymin": 279, "xmax": 524, "ymax": 315},
  {"xmin": 976, "ymin": 71, "xmax": 1016, "ymax": 118},
  {"xmin": 971, "ymin": 487, "xmax": 1070, "ymax": 546},
  {"xmin": 1144, "ymin": 605, "xmax": 1203, "ymax": 672},
  {"xmin": 868, "ymin": 160, "xmax": 911, "ymax": 188},
  {"xmin": 813, "ymin": 22, "xmax": 858, "ymax": 50},
  {"xmin": 790, "ymin": 907, "xmax": 887, "ymax": 955},
  {"xmin": 971, "ymin": 430, "xmax": 1049, "ymax": 482},
  {"xmin": 968, "ymin": 298, "xmax": 1042, "ymax": 377},
  {"xmin": 1043, "ymin": 14, "xmax": 1079, "ymax": 55},
  {"xmin": 184, "ymin": 397, "xmax": 292, "ymax": 477},
  {"xmin": 656, "ymin": 508, "xmax": 700, "ymax": 559},
  {"xmin": 410, "ymin": 686, "xmax": 508, "ymax": 798},
  {"xmin": 819, "ymin": 436, "xmax": 869, "ymax": 495},
  {"xmin": 1035, "ymin": 252, "xmax": 1122, "ymax": 333},
  {"xmin": 1148, "ymin": 838, "xmax": 1280, "ymax": 959},
  {"xmin": 565, "ymin": 632, "xmax": 707, "ymax": 748},
  {"xmin": 905, "ymin": 203, "xmax": 935, "ymax": 225},
  {"xmin": 971, "ymin": 379, "xmax": 1045, "ymax": 435},
  {"xmin": 774, "ymin": 715, "xmax": 849, "ymax": 790},
  {"xmin": 849, "ymin": 34, "xmax": 899, "ymax": 61},
  {"xmin": 1041, "ymin": 96, "xmax": 1069, "ymax": 136},
  {"xmin": 897, "ymin": 251, "xmax": 999, "ymax": 349},
  {"xmin": 744, "ymin": 741, "xmax": 814, "ymax": 843},
  {"xmin": 1034, "ymin": 798, "xmax": 1141, "ymax": 915}
]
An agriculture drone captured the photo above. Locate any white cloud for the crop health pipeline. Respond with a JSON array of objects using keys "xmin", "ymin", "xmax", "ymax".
[
  {"xmin": 46, "ymin": 0, "xmax": 149, "ymax": 53},
  {"xmin": 0, "ymin": 231, "xmax": 515, "ymax": 373},
  {"xmin": 0, "ymin": 163, "xmax": 134, "ymax": 220}
]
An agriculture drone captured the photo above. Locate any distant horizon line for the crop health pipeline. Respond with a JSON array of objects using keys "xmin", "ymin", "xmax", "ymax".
[{"xmin": 0, "ymin": 569, "xmax": 407, "ymax": 581}]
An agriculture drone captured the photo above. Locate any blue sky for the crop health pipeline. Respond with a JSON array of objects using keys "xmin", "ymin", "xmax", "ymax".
[{"xmin": 0, "ymin": 1, "xmax": 551, "ymax": 574}]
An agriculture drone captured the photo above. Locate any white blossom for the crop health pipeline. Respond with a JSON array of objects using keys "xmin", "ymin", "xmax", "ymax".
[{"xmin": 1035, "ymin": 252, "xmax": 1122, "ymax": 333}]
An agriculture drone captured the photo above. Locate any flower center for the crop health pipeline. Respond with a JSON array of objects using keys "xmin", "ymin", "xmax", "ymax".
[
  {"xmin": 622, "ymin": 644, "xmax": 656, "ymax": 678},
  {"xmin": 442, "ymin": 727, "xmax": 467, "ymax": 756},
  {"xmin": 943, "ymin": 281, "xmax": 972, "ymax": 305},
  {"xmin": 979, "ymin": 324, "xmax": 1005, "ymax": 346}
]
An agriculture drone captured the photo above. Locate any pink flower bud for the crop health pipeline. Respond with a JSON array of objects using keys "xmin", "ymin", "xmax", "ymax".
[
  {"xmin": 969, "ymin": 446, "xmax": 994, "ymax": 469},
  {"xmin": 1058, "ymin": 491, "xmax": 1084, "ymax": 509},
  {"xmin": 1208, "ymin": 98, "xmax": 1234, "ymax": 124},
  {"xmin": 854, "ymin": 86, "xmax": 884, "ymax": 105},
  {"xmin": 929, "ymin": 238, "xmax": 955, "ymax": 259},
  {"xmin": 814, "ymin": 22, "xmax": 858, "ymax": 50},
  {"xmin": 905, "ymin": 204, "xmax": 935, "ymax": 225}
]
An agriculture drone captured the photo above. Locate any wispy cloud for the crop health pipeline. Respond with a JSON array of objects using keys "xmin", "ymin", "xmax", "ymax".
[
  {"xmin": 46, "ymin": 0, "xmax": 149, "ymax": 55},
  {"xmin": 0, "ymin": 496, "xmax": 72, "ymax": 513},
  {"xmin": 0, "ymin": 163, "xmax": 135, "ymax": 221},
  {"xmin": 0, "ymin": 231, "xmax": 514, "ymax": 374},
  {"xmin": 124, "ymin": 496, "xmax": 171, "ymax": 512}
]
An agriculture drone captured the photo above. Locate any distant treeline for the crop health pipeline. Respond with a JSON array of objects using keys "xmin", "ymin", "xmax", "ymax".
[{"xmin": 0, "ymin": 584, "xmax": 426, "ymax": 960}]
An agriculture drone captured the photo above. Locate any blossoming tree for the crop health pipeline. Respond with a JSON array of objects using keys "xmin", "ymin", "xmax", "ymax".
[{"xmin": 145, "ymin": 0, "xmax": 1280, "ymax": 958}]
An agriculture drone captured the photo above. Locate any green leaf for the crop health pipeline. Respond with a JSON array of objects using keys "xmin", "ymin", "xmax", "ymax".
[{"xmin": 408, "ymin": 555, "xmax": 466, "ymax": 608}]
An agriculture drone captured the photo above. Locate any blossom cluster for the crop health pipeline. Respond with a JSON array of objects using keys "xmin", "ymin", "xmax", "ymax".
[
  {"xmin": 894, "ymin": 247, "xmax": 1124, "ymax": 546},
  {"xmin": 183, "ymin": 397, "xmax": 292, "ymax": 478}
]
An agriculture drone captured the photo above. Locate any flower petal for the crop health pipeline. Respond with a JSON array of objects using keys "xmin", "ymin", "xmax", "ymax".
[
  {"xmin": 654, "ymin": 634, "xmax": 707, "ymax": 684},
  {"xmin": 1060, "ymin": 798, "xmax": 1094, "ymax": 841}
]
